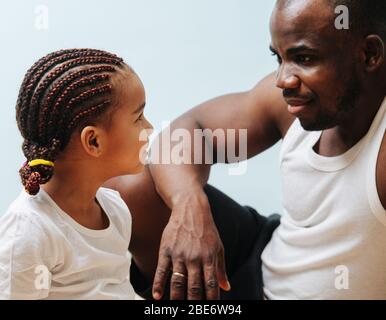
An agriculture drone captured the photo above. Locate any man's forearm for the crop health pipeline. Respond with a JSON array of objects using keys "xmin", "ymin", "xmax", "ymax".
[
  {"xmin": 149, "ymin": 163, "xmax": 210, "ymax": 209},
  {"xmin": 148, "ymin": 116, "xmax": 212, "ymax": 210}
]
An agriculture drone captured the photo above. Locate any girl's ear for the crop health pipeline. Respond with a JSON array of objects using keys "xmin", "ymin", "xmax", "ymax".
[{"xmin": 80, "ymin": 126, "xmax": 104, "ymax": 157}]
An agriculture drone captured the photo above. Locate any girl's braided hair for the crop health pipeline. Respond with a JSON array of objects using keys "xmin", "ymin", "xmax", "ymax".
[{"xmin": 16, "ymin": 48, "xmax": 128, "ymax": 195}]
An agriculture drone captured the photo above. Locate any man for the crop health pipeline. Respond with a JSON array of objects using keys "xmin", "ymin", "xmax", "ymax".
[{"xmin": 106, "ymin": 0, "xmax": 386, "ymax": 299}]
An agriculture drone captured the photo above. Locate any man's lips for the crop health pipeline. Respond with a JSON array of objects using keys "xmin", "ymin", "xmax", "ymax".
[
  {"xmin": 285, "ymin": 98, "xmax": 313, "ymax": 115},
  {"xmin": 285, "ymin": 97, "xmax": 313, "ymax": 106}
]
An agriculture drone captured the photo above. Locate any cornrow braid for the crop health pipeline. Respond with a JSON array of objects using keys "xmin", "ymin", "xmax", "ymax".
[
  {"xmin": 39, "ymin": 65, "xmax": 116, "ymax": 140},
  {"xmin": 16, "ymin": 48, "xmax": 130, "ymax": 195},
  {"xmin": 55, "ymin": 83, "xmax": 113, "ymax": 145},
  {"xmin": 68, "ymin": 100, "xmax": 112, "ymax": 131},
  {"xmin": 28, "ymin": 56, "xmax": 122, "ymax": 141},
  {"xmin": 17, "ymin": 49, "xmax": 121, "ymax": 135},
  {"xmin": 16, "ymin": 49, "xmax": 85, "ymax": 118},
  {"xmin": 43, "ymin": 73, "xmax": 112, "ymax": 143}
]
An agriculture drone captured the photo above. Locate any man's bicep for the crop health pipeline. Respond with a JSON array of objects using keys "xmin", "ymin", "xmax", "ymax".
[
  {"xmin": 190, "ymin": 72, "xmax": 288, "ymax": 161},
  {"xmin": 245, "ymin": 72, "xmax": 295, "ymax": 155}
]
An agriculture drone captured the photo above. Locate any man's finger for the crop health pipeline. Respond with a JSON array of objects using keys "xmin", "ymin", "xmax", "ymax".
[
  {"xmin": 170, "ymin": 261, "xmax": 187, "ymax": 300},
  {"xmin": 187, "ymin": 263, "xmax": 204, "ymax": 300},
  {"xmin": 203, "ymin": 259, "xmax": 220, "ymax": 300},
  {"xmin": 152, "ymin": 253, "xmax": 171, "ymax": 300},
  {"xmin": 217, "ymin": 249, "xmax": 231, "ymax": 292}
]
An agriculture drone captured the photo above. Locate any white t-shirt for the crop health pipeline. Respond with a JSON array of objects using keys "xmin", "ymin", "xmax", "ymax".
[
  {"xmin": 0, "ymin": 187, "xmax": 141, "ymax": 300},
  {"xmin": 262, "ymin": 97, "xmax": 386, "ymax": 299}
]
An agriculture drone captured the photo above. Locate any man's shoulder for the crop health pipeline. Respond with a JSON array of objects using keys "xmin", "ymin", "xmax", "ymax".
[
  {"xmin": 250, "ymin": 72, "xmax": 296, "ymax": 138},
  {"xmin": 376, "ymin": 131, "xmax": 386, "ymax": 209}
]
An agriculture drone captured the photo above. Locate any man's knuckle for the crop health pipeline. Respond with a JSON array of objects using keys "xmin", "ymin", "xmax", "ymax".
[
  {"xmin": 206, "ymin": 278, "xmax": 218, "ymax": 289},
  {"xmin": 172, "ymin": 280, "xmax": 185, "ymax": 290},
  {"xmin": 203, "ymin": 254, "xmax": 215, "ymax": 265},
  {"xmin": 153, "ymin": 281, "xmax": 162, "ymax": 289},
  {"xmin": 189, "ymin": 285, "xmax": 203, "ymax": 296},
  {"xmin": 156, "ymin": 268, "xmax": 169, "ymax": 278},
  {"xmin": 171, "ymin": 249, "xmax": 185, "ymax": 259},
  {"xmin": 188, "ymin": 255, "xmax": 201, "ymax": 264}
]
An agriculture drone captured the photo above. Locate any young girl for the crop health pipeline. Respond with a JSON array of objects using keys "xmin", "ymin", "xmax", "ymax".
[{"xmin": 0, "ymin": 48, "xmax": 153, "ymax": 299}]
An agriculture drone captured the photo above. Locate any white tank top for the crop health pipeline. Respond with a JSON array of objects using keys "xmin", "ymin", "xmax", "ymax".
[{"xmin": 262, "ymin": 97, "xmax": 386, "ymax": 299}]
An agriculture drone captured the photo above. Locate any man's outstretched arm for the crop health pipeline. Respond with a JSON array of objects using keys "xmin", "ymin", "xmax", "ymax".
[{"xmin": 148, "ymin": 72, "xmax": 293, "ymax": 300}]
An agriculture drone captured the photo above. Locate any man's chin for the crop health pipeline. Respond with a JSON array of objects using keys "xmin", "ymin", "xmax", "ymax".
[{"xmin": 298, "ymin": 118, "xmax": 335, "ymax": 132}]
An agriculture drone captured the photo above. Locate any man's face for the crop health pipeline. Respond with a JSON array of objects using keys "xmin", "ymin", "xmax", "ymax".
[{"xmin": 270, "ymin": 0, "xmax": 361, "ymax": 131}]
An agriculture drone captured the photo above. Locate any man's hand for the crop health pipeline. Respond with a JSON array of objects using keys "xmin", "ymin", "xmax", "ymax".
[
  {"xmin": 152, "ymin": 191, "xmax": 231, "ymax": 300},
  {"xmin": 149, "ymin": 74, "xmax": 289, "ymax": 300}
]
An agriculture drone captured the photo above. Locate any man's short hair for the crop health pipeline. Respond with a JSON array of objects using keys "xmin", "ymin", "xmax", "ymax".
[{"xmin": 332, "ymin": 0, "xmax": 386, "ymax": 39}]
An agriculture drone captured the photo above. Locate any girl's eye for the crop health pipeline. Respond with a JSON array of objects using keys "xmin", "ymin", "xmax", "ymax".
[{"xmin": 136, "ymin": 113, "xmax": 144, "ymax": 122}]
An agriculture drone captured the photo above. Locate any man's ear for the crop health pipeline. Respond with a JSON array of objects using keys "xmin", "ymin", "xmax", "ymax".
[
  {"xmin": 80, "ymin": 126, "xmax": 104, "ymax": 157},
  {"xmin": 361, "ymin": 35, "xmax": 385, "ymax": 72}
]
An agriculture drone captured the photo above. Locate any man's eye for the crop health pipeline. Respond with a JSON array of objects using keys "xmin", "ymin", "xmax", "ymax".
[
  {"xmin": 296, "ymin": 55, "xmax": 313, "ymax": 64},
  {"xmin": 271, "ymin": 52, "xmax": 282, "ymax": 65}
]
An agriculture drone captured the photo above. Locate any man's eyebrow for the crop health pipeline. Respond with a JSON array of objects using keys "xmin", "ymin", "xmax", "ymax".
[
  {"xmin": 269, "ymin": 44, "xmax": 319, "ymax": 55},
  {"xmin": 286, "ymin": 45, "xmax": 319, "ymax": 55},
  {"xmin": 133, "ymin": 102, "xmax": 146, "ymax": 114}
]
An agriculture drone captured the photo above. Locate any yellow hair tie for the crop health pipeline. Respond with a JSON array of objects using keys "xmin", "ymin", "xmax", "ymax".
[{"xmin": 28, "ymin": 159, "xmax": 55, "ymax": 167}]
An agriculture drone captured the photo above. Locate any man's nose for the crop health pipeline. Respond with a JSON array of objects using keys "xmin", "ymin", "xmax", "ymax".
[{"xmin": 275, "ymin": 64, "xmax": 300, "ymax": 90}]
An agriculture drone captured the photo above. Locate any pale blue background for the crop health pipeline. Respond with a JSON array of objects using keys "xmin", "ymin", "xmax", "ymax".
[{"xmin": 0, "ymin": 0, "xmax": 282, "ymax": 216}]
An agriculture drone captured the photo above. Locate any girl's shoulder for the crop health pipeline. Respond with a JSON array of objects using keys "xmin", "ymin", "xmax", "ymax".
[
  {"xmin": 2, "ymin": 190, "xmax": 59, "ymax": 228},
  {"xmin": 0, "ymin": 191, "xmax": 62, "ymax": 272},
  {"xmin": 0, "ymin": 191, "xmax": 62, "ymax": 300},
  {"xmin": 1, "ymin": 190, "xmax": 53, "ymax": 230},
  {"xmin": 0, "ymin": 190, "xmax": 66, "ymax": 257}
]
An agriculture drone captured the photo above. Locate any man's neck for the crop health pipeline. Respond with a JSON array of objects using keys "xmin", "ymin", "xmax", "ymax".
[{"xmin": 316, "ymin": 92, "xmax": 386, "ymax": 157}]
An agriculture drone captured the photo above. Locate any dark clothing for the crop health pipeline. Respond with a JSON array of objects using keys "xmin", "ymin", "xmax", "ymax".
[{"xmin": 130, "ymin": 184, "xmax": 280, "ymax": 300}]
